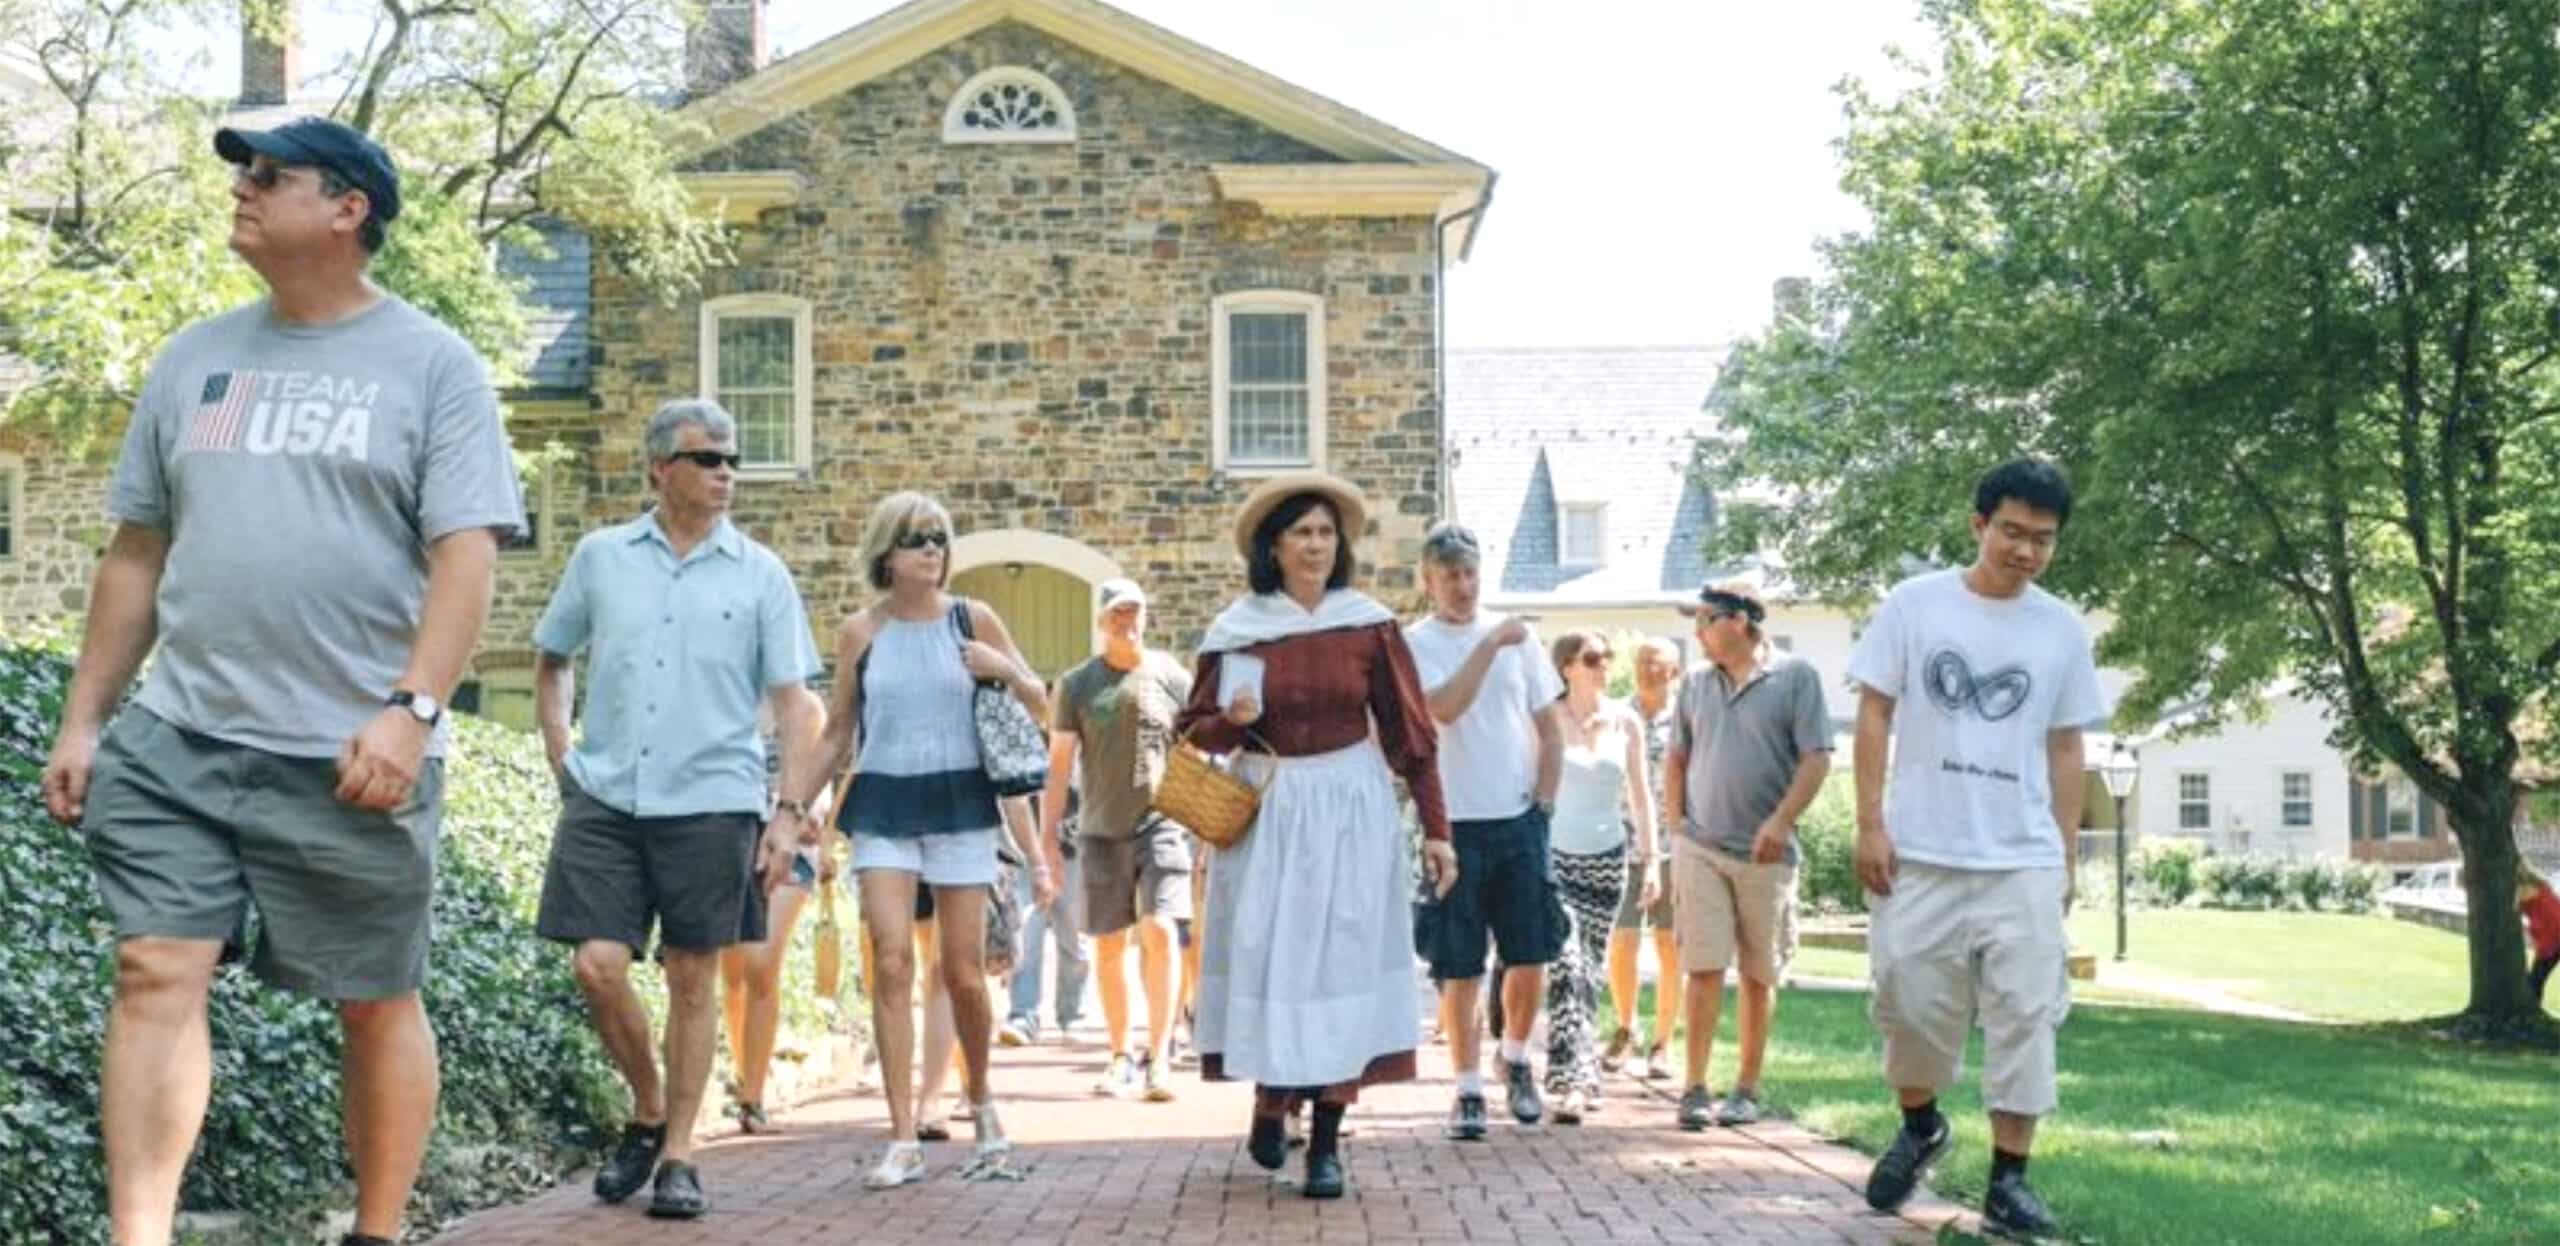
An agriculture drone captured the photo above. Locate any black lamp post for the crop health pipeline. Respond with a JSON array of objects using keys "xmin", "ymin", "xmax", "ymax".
[{"xmin": 2101, "ymin": 742, "xmax": 2140, "ymax": 962}]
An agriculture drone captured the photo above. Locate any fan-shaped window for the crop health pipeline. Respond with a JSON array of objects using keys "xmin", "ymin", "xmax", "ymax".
[{"xmin": 943, "ymin": 67, "xmax": 1077, "ymax": 144}]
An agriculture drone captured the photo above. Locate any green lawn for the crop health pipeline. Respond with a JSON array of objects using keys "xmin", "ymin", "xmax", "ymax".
[
  {"xmin": 1608, "ymin": 985, "xmax": 2557, "ymax": 1245},
  {"xmin": 2062, "ymin": 908, "xmax": 2474, "ymax": 1021},
  {"xmin": 1783, "ymin": 908, "xmax": 2477, "ymax": 1022}
]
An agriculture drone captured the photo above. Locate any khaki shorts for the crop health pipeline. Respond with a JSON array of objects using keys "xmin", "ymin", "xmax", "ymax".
[
  {"xmin": 83, "ymin": 708, "xmax": 444, "ymax": 1001},
  {"xmin": 1866, "ymin": 863, "xmax": 2071, "ymax": 1117},
  {"xmin": 1671, "ymin": 838, "xmax": 1797, "ymax": 984},
  {"xmin": 1078, "ymin": 817, "xmax": 1193, "ymax": 936}
]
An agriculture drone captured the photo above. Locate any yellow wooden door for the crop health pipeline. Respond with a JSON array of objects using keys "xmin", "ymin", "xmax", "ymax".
[{"xmin": 951, "ymin": 564, "xmax": 1091, "ymax": 684}]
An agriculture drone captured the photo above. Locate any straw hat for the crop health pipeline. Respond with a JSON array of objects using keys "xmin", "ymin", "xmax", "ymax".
[{"xmin": 1230, "ymin": 471, "xmax": 1369, "ymax": 561}]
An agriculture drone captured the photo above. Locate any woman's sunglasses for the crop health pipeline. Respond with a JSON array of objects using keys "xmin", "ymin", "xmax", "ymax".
[
  {"xmin": 894, "ymin": 529, "xmax": 950, "ymax": 551},
  {"xmin": 662, "ymin": 449, "xmax": 741, "ymax": 470},
  {"xmin": 1577, "ymin": 651, "xmax": 1613, "ymax": 669}
]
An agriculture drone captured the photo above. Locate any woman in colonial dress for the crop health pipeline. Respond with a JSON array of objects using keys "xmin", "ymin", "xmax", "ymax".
[{"xmin": 1177, "ymin": 471, "xmax": 1457, "ymax": 1200}]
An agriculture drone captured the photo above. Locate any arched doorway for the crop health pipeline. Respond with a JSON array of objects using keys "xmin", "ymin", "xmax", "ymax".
[{"xmin": 948, "ymin": 530, "xmax": 1128, "ymax": 683}]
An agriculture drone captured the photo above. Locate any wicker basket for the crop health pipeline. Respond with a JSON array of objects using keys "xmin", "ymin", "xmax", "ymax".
[{"xmin": 1155, "ymin": 739, "xmax": 1264, "ymax": 849}]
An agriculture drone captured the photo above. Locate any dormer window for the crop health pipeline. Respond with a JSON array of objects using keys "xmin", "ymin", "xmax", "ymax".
[
  {"xmin": 943, "ymin": 67, "xmax": 1077, "ymax": 144},
  {"xmin": 1560, "ymin": 501, "xmax": 1606, "ymax": 568}
]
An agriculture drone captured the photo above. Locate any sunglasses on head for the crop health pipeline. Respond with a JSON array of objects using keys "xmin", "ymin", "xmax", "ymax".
[
  {"xmin": 895, "ymin": 528, "xmax": 950, "ymax": 551},
  {"xmin": 662, "ymin": 449, "xmax": 740, "ymax": 470},
  {"xmin": 1577, "ymin": 650, "xmax": 1613, "ymax": 668}
]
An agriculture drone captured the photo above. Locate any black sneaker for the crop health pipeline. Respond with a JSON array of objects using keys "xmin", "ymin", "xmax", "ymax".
[
  {"xmin": 1863, "ymin": 1117, "xmax": 1952, "ymax": 1212},
  {"xmin": 1983, "ymin": 1170, "xmax": 2059, "ymax": 1240},
  {"xmin": 1445, "ymin": 1091, "xmax": 1489, "ymax": 1141},
  {"xmin": 646, "ymin": 1159, "xmax": 708, "ymax": 1220},
  {"xmin": 1503, "ymin": 1060, "xmax": 1544, "ymax": 1125},
  {"xmin": 593, "ymin": 1122, "xmax": 666, "ymax": 1204}
]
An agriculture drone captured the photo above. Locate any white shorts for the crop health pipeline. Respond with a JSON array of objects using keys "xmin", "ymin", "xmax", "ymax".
[
  {"xmin": 849, "ymin": 827, "xmax": 1000, "ymax": 888},
  {"xmin": 1866, "ymin": 863, "xmax": 2070, "ymax": 1117}
]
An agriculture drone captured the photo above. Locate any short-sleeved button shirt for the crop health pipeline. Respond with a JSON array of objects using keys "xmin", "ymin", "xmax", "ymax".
[
  {"xmin": 534, "ymin": 512, "xmax": 821, "ymax": 818},
  {"xmin": 1671, "ymin": 657, "xmax": 1834, "ymax": 864}
]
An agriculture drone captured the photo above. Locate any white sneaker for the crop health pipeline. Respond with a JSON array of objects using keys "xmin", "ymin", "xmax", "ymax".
[{"xmin": 864, "ymin": 1141, "xmax": 926, "ymax": 1189}]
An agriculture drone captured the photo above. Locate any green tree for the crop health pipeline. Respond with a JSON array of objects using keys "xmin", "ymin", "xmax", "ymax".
[
  {"xmin": 1705, "ymin": 0, "xmax": 2560, "ymax": 1035},
  {"xmin": 0, "ymin": 0, "xmax": 726, "ymax": 448}
]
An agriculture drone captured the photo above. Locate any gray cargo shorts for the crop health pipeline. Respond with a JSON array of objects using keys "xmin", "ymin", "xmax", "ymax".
[
  {"xmin": 535, "ymin": 773, "xmax": 765, "ymax": 955},
  {"xmin": 82, "ymin": 707, "xmax": 444, "ymax": 1001}
]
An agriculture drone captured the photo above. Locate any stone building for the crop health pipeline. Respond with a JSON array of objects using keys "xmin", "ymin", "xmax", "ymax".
[{"xmin": 0, "ymin": 0, "xmax": 1497, "ymax": 726}]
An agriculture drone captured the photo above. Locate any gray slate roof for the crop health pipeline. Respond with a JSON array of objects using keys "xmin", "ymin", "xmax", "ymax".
[
  {"xmin": 496, "ymin": 219, "xmax": 592, "ymax": 393},
  {"xmin": 1446, "ymin": 345, "xmax": 1734, "ymax": 607}
]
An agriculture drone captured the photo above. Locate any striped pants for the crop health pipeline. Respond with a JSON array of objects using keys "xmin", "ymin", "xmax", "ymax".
[{"xmin": 1544, "ymin": 844, "xmax": 1629, "ymax": 1096}]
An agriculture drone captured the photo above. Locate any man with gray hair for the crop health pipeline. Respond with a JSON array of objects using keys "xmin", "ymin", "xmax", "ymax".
[
  {"xmin": 531, "ymin": 398, "xmax": 824, "ymax": 1220},
  {"xmin": 1403, "ymin": 520, "xmax": 1566, "ymax": 1138}
]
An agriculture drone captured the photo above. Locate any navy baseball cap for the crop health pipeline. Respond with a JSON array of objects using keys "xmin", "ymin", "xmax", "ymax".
[{"xmin": 213, "ymin": 116, "xmax": 402, "ymax": 226}]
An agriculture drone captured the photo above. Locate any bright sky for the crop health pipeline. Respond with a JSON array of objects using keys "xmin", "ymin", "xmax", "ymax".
[{"xmin": 174, "ymin": 0, "xmax": 1937, "ymax": 349}]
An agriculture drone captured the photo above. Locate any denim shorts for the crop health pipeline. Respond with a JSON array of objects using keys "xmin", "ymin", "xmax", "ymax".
[{"xmin": 1420, "ymin": 807, "xmax": 1566, "ymax": 980}]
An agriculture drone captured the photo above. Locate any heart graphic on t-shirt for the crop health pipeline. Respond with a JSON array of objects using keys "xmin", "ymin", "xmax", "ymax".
[{"xmin": 1922, "ymin": 649, "xmax": 2033, "ymax": 722}]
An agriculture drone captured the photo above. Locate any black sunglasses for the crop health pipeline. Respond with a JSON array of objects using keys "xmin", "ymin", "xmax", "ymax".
[
  {"xmin": 894, "ymin": 529, "xmax": 950, "ymax": 550},
  {"xmin": 662, "ymin": 449, "xmax": 741, "ymax": 470},
  {"xmin": 233, "ymin": 161, "xmax": 325, "ymax": 192},
  {"xmin": 1577, "ymin": 650, "xmax": 1613, "ymax": 668}
]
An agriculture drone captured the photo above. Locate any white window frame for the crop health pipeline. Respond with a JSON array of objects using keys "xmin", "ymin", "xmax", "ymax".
[
  {"xmin": 0, "ymin": 453, "xmax": 20, "ymax": 562},
  {"xmin": 2384, "ymin": 775, "xmax": 2418, "ymax": 838},
  {"xmin": 2177, "ymin": 771, "xmax": 2212, "ymax": 831},
  {"xmin": 1559, "ymin": 501, "xmax": 1607, "ymax": 568},
  {"xmin": 699, "ymin": 293, "xmax": 814, "ymax": 479},
  {"xmin": 1210, "ymin": 289, "xmax": 1327, "ymax": 475},
  {"xmin": 2280, "ymin": 770, "xmax": 2314, "ymax": 829},
  {"xmin": 942, "ymin": 66, "xmax": 1078, "ymax": 144}
]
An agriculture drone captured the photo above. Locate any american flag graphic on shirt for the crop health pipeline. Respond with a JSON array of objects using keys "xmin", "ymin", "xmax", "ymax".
[{"xmin": 181, "ymin": 370, "xmax": 257, "ymax": 451}]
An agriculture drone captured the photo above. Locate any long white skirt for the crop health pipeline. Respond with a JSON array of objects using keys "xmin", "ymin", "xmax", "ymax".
[{"xmin": 1196, "ymin": 739, "xmax": 1419, "ymax": 1088}]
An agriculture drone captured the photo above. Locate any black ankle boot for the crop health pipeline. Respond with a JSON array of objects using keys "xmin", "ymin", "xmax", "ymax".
[
  {"xmin": 1247, "ymin": 1110, "xmax": 1288, "ymax": 1170},
  {"xmin": 1303, "ymin": 1103, "xmax": 1347, "ymax": 1199}
]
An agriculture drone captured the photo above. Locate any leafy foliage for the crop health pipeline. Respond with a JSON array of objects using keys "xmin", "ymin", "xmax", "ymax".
[
  {"xmin": 0, "ymin": 0, "xmax": 726, "ymax": 449},
  {"xmin": 1792, "ymin": 778, "xmax": 1864, "ymax": 914},
  {"xmin": 1703, "ymin": 0, "xmax": 2560, "ymax": 1024},
  {"xmin": 0, "ymin": 632, "xmax": 619, "ymax": 1245}
]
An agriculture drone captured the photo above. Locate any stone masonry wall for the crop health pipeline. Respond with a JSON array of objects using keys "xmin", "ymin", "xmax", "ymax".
[
  {"xmin": 492, "ymin": 21, "xmax": 1447, "ymax": 667},
  {"xmin": 3, "ymin": 21, "xmax": 1450, "ymax": 689}
]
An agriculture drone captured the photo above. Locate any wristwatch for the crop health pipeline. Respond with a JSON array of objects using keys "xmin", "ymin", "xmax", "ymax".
[
  {"xmin": 387, "ymin": 689, "xmax": 443, "ymax": 727},
  {"xmin": 775, "ymin": 797, "xmax": 812, "ymax": 821}
]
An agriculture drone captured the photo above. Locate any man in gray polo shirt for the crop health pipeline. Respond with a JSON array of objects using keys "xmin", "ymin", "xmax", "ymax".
[
  {"xmin": 41, "ymin": 118, "xmax": 522, "ymax": 1246},
  {"xmin": 1662, "ymin": 580, "xmax": 1831, "ymax": 1132}
]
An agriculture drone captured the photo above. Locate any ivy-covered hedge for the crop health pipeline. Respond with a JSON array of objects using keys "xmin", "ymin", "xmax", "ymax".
[{"xmin": 0, "ymin": 634, "xmax": 622, "ymax": 1244}]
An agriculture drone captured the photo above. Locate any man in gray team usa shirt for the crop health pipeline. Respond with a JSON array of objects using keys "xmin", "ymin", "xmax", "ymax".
[{"xmin": 41, "ymin": 117, "xmax": 522, "ymax": 1246}]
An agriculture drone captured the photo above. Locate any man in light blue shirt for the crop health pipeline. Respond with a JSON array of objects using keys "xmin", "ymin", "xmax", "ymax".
[{"xmin": 530, "ymin": 398, "xmax": 823, "ymax": 1221}]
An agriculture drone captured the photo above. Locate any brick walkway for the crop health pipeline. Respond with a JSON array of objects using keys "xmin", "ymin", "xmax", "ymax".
[{"xmin": 430, "ymin": 1027, "xmax": 1973, "ymax": 1245}]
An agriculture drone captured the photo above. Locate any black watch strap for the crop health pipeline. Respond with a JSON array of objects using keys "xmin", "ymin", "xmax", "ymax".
[{"xmin": 387, "ymin": 689, "xmax": 442, "ymax": 726}]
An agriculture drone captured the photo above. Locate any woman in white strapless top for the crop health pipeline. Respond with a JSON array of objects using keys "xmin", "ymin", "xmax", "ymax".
[{"xmin": 1540, "ymin": 631, "xmax": 1658, "ymax": 1121}]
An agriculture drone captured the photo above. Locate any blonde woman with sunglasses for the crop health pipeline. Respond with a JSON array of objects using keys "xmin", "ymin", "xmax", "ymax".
[{"xmin": 780, "ymin": 492, "xmax": 1054, "ymax": 1189}]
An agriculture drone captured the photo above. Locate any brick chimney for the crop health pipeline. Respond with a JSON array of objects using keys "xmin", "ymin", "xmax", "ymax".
[
  {"xmin": 684, "ymin": 0, "xmax": 769, "ymax": 99},
  {"xmin": 239, "ymin": 0, "xmax": 297, "ymax": 108}
]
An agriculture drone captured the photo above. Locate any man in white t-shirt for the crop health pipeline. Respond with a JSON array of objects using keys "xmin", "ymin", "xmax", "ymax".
[
  {"xmin": 1844, "ymin": 459, "xmax": 2109, "ymax": 1240},
  {"xmin": 1403, "ymin": 521, "xmax": 1566, "ymax": 1140}
]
